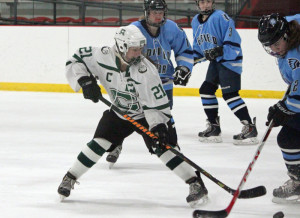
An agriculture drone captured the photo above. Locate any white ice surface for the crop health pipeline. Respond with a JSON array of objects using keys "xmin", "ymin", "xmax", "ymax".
[{"xmin": 0, "ymin": 91, "xmax": 299, "ymax": 218}]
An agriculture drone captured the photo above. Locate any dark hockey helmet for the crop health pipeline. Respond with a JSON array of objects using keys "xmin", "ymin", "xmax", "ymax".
[
  {"xmin": 144, "ymin": 0, "xmax": 168, "ymax": 27},
  {"xmin": 195, "ymin": 0, "xmax": 215, "ymax": 16},
  {"xmin": 258, "ymin": 13, "xmax": 289, "ymax": 46}
]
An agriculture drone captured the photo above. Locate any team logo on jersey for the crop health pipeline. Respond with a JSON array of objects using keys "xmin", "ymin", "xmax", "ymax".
[
  {"xmin": 101, "ymin": 46, "xmax": 110, "ymax": 54},
  {"xmin": 288, "ymin": 58, "xmax": 300, "ymax": 70},
  {"xmin": 138, "ymin": 64, "xmax": 147, "ymax": 73},
  {"xmin": 197, "ymin": 34, "xmax": 217, "ymax": 46}
]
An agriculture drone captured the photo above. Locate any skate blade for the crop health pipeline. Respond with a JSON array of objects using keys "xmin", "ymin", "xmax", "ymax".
[
  {"xmin": 272, "ymin": 196, "xmax": 300, "ymax": 204},
  {"xmin": 233, "ymin": 137, "xmax": 259, "ymax": 145},
  {"xmin": 108, "ymin": 162, "xmax": 115, "ymax": 169},
  {"xmin": 188, "ymin": 195, "xmax": 208, "ymax": 208},
  {"xmin": 199, "ymin": 136, "xmax": 222, "ymax": 143},
  {"xmin": 59, "ymin": 194, "xmax": 66, "ymax": 202}
]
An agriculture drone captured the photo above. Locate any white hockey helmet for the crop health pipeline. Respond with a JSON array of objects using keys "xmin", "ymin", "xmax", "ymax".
[{"xmin": 114, "ymin": 25, "xmax": 147, "ymax": 65}]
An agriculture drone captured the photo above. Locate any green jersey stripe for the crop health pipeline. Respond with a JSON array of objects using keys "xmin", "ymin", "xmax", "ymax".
[
  {"xmin": 97, "ymin": 62, "xmax": 119, "ymax": 73},
  {"xmin": 73, "ymin": 54, "xmax": 93, "ymax": 75},
  {"xmin": 127, "ymin": 78, "xmax": 141, "ymax": 84}
]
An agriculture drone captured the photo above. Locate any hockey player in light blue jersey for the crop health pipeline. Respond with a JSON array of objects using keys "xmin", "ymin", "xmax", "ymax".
[
  {"xmin": 258, "ymin": 13, "xmax": 300, "ymax": 204},
  {"xmin": 106, "ymin": 0, "xmax": 194, "ymax": 165},
  {"xmin": 132, "ymin": 0, "xmax": 194, "ymax": 105},
  {"xmin": 192, "ymin": 0, "xmax": 258, "ymax": 145}
]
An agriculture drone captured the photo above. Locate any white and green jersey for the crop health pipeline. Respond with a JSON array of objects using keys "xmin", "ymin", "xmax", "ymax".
[{"xmin": 65, "ymin": 45, "xmax": 171, "ymax": 129}]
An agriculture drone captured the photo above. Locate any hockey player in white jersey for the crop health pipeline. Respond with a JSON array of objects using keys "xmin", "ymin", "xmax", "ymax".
[
  {"xmin": 106, "ymin": 0, "xmax": 193, "ymax": 166},
  {"xmin": 58, "ymin": 25, "xmax": 208, "ymax": 207}
]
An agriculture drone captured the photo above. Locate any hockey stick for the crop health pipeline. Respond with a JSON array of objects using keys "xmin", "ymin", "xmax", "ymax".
[
  {"xmin": 194, "ymin": 57, "xmax": 206, "ymax": 65},
  {"xmin": 193, "ymin": 121, "xmax": 274, "ymax": 218},
  {"xmin": 193, "ymin": 87, "xmax": 290, "ymax": 218},
  {"xmin": 98, "ymin": 95, "xmax": 266, "ymax": 199}
]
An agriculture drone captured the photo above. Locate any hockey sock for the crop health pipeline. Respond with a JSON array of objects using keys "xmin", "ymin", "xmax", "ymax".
[
  {"xmin": 223, "ymin": 92, "xmax": 252, "ymax": 123},
  {"xmin": 278, "ymin": 126, "xmax": 300, "ymax": 179},
  {"xmin": 155, "ymin": 146, "xmax": 196, "ymax": 182},
  {"xmin": 69, "ymin": 138, "xmax": 112, "ymax": 179},
  {"xmin": 199, "ymin": 81, "xmax": 219, "ymax": 124}
]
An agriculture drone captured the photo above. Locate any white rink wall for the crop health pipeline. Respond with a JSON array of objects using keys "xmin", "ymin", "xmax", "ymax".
[{"xmin": 0, "ymin": 26, "xmax": 286, "ymax": 91}]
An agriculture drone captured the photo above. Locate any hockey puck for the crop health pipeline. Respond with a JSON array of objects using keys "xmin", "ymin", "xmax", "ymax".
[{"xmin": 273, "ymin": 211, "xmax": 284, "ymax": 218}]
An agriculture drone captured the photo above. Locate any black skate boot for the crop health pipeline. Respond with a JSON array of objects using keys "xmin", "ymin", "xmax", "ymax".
[
  {"xmin": 233, "ymin": 117, "xmax": 258, "ymax": 145},
  {"xmin": 198, "ymin": 116, "xmax": 222, "ymax": 143},
  {"xmin": 57, "ymin": 172, "xmax": 78, "ymax": 201},
  {"xmin": 272, "ymin": 173, "xmax": 300, "ymax": 204},
  {"xmin": 106, "ymin": 145, "xmax": 122, "ymax": 169},
  {"xmin": 186, "ymin": 173, "xmax": 208, "ymax": 207}
]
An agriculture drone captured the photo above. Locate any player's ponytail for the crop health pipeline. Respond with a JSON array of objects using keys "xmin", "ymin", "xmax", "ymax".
[{"xmin": 287, "ymin": 20, "xmax": 300, "ymax": 51}]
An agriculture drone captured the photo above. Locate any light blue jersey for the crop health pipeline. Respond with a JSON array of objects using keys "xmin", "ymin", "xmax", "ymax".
[
  {"xmin": 132, "ymin": 19, "xmax": 194, "ymax": 91},
  {"xmin": 286, "ymin": 14, "xmax": 300, "ymax": 23},
  {"xmin": 192, "ymin": 10, "xmax": 243, "ymax": 74},
  {"xmin": 279, "ymin": 14, "xmax": 300, "ymax": 114}
]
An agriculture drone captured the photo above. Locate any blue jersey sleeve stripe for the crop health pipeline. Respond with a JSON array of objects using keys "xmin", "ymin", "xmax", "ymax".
[
  {"xmin": 289, "ymin": 95, "xmax": 300, "ymax": 101},
  {"xmin": 175, "ymin": 56, "xmax": 194, "ymax": 64},
  {"xmin": 219, "ymin": 56, "xmax": 243, "ymax": 63},
  {"xmin": 286, "ymin": 98, "xmax": 300, "ymax": 112},
  {"xmin": 223, "ymin": 41, "xmax": 241, "ymax": 48},
  {"xmin": 174, "ymin": 49, "xmax": 193, "ymax": 57},
  {"xmin": 193, "ymin": 50, "xmax": 203, "ymax": 56},
  {"xmin": 183, "ymin": 49, "xmax": 194, "ymax": 55}
]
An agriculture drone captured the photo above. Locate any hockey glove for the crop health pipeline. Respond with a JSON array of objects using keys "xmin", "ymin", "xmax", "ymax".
[
  {"xmin": 204, "ymin": 46, "xmax": 223, "ymax": 61},
  {"xmin": 267, "ymin": 100, "xmax": 296, "ymax": 127},
  {"xmin": 78, "ymin": 76, "xmax": 101, "ymax": 103},
  {"xmin": 150, "ymin": 123, "xmax": 169, "ymax": 149},
  {"xmin": 173, "ymin": 66, "xmax": 191, "ymax": 86}
]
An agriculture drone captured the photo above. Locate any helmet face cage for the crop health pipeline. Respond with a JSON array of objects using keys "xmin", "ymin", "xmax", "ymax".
[
  {"xmin": 195, "ymin": 0, "xmax": 215, "ymax": 15},
  {"xmin": 262, "ymin": 43, "xmax": 286, "ymax": 58},
  {"xmin": 114, "ymin": 26, "xmax": 147, "ymax": 65},
  {"xmin": 258, "ymin": 13, "xmax": 288, "ymax": 47},
  {"xmin": 144, "ymin": 0, "xmax": 168, "ymax": 27}
]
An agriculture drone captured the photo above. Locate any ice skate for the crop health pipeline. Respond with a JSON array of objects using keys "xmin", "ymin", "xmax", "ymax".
[
  {"xmin": 186, "ymin": 176, "xmax": 208, "ymax": 207},
  {"xmin": 198, "ymin": 116, "xmax": 222, "ymax": 143},
  {"xmin": 106, "ymin": 145, "xmax": 122, "ymax": 169},
  {"xmin": 57, "ymin": 172, "xmax": 78, "ymax": 201},
  {"xmin": 272, "ymin": 178, "xmax": 300, "ymax": 204},
  {"xmin": 233, "ymin": 117, "xmax": 258, "ymax": 145}
]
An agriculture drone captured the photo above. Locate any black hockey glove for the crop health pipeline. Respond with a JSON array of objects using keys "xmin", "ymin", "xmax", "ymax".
[
  {"xmin": 77, "ymin": 76, "xmax": 101, "ymax": 103},
  {"xmin": 204, "ymin": 46, "xmax": 223, "ymax": 61},
  {"xmin": 173, "ymin": 66, "xmax": 191, "ymax": 86},
  {"xmin": 150, "ymin": 123, "xmax": 169, "ymax": 149},
  {"xmin": 267, "ymin": 100, "xmax": 295, "ymax": 127}
]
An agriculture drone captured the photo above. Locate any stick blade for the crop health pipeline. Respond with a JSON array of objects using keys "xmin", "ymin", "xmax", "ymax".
[
  {"xmin": 193, "ymin": 209, "xmax": 228, "ymax": 218},
  {"xmin": 239, "ymin": 185, "xmax": 267, "ymax": 198}
]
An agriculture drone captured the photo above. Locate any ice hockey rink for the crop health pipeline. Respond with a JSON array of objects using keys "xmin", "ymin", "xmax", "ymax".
[{"xmin": 1, "ymin": 91, "xmax": 299, "ymax": 218}]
